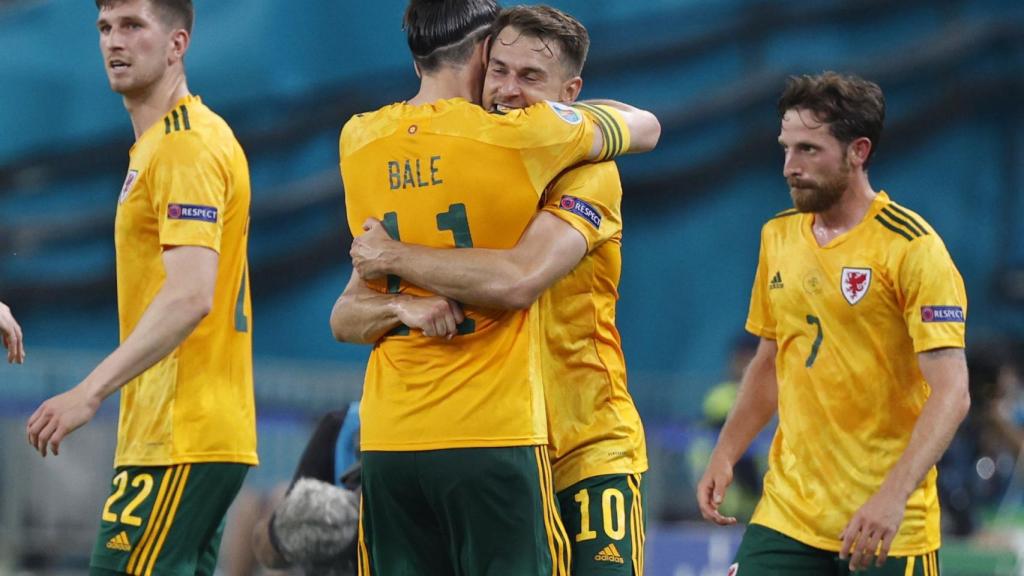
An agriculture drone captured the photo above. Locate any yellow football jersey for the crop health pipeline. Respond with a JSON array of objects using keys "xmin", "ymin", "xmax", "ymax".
[
  {"xmin": 746, "ymin": 192, "xmax": 966, "ymax": 555},
  {"xmin": 340, "ymin": 98, "xmax": 628, "ymax": 451},
  {"xmin": 113, "ymin": 95, "xmax": 257, "ymax": 467},
  {"xmin": 537, "ymin": 161, "xmax": 648, "ymax": 492}
]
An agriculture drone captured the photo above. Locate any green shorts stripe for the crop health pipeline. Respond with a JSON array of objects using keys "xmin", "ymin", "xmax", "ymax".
[
  {"xmin": 556, "ymin": 473, "xmax": 647, "ymax": 576},
  {"xmin": 734, "ymin": 524, "xmax": 940, "ymax": 575},
  {"xmin": 537, "ymin": 446, "xmax": 571, "ymax": 576},
  {"xmin": 89, "ymin": 463, "xmax": 247, "ymax": 576}
]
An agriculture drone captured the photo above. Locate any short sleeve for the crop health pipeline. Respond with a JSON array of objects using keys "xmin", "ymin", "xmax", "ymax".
[
  {"xmin": 899, "ymin": 235, "xmax": 967, "ymax": 352},
  {"xmin": 745, "ymin": 227, "xmax": 777, "ymax": 339},
  {"xmin": 573, "ymin": 103, "xmax": 632, "ymax": 161},
  {"xmin": 540, "ymin": 162, "xmax": 622, "ymax": 252},
  {"xmin": 510, "ymin": 102, "xmax": 631, "ymax": 195},
  {"xmin": 150, "ymin": 134, "xmax": 228, "ymax": 252}
]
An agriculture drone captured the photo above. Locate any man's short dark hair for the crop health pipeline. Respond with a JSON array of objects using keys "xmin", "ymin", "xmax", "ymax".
[
  {"xmin": 490, "ymin": 5, "xmax": 589, "ymax": 78},
  {"xmin": 95, "ymin": 0, "xmax": 194, "ymax": 35},
  {"xmin": 404, "ymin": 0, "xmax": 501, "ymax": 74},
  {"xmin": 778, "ymin": 71, "xmax": 886, "ymax": 166}
]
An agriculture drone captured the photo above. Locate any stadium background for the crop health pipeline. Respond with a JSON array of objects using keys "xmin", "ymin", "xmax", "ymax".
[{"xmin": 0, "ymin": 0, "xmax": 1022, "ymax": 573}]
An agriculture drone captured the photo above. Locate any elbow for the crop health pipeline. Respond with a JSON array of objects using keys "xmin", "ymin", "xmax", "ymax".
[
  {"xmin": 500, "ymin": 278, "xmax": 543, "ymax": 310},
  {"xmin": 634, "ymin": 112, "xmax": 661, "ymax": 153},
  {"xmin": 182, "ymin": 291, "xmax": 213, "ymax": 323},
  {"xmin": 329, "ymin": 298, "xmax": 369, "ymax": 344},
  {"xmin": 956, "ymin": 384, "xmax": 972, "ymax": 423},
  {"xmin": 329, "ymin": 302, "xmax": 353, "ymax": 343}
]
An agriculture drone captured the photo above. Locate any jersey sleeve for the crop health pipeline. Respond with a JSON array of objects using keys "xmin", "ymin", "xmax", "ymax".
[
  {"xmin": 745, "ymin": 226, "xmax": 777, "ymax": 339},
  {"xmin": 508, "ymin": 101, "xmax": 631, "ymax": 196},
  {"xmin": 149, "ymin": 133, "xmax": 229, "ymax": 252},
  {"xmin": 898, "ymin": 235, "xmax": 967, "ymax": 352},
  {"xmin": 573, "ymin": 103, "xmax": 632, "ymax": 161},
  {"xmin": 540, "ymin": 162, "xmax": 622, "ymax": 252}
]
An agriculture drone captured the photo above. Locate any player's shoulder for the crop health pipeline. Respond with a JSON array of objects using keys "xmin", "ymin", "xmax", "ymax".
[
  {"xmin": 446, "ymin": 99, "xmax": 587, "ymax": 149},
  {"xmin": 870, "ymin": 194, "xmax": 938, "ymax": 244},
  {"xmin": 153, "ymin": 97, "xmax": 238, "ymax": 161},
  {"xmin": 553, "ymin": 160, "xmax": 621, "ymax": 195},
  {"xmin": 760, "ymin": 206, "xmax": 802, "ymax": 236},
  {"xmin": 339, "ymin": 100, "xmax": 418, "ymax": 157}
]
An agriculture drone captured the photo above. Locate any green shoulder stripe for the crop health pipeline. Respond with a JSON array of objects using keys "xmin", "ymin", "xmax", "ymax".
[
  {"xmin": 874, "ymin": 214, "xmax": 914, "ymax": 241},
  {"xmin": 886, "ymin": 203, "xmax": 929, "ymax": 236},
  {"xmin": 575, "ymin": 103, "xmax": 622, "ymax": 160},
  {"xmin": 880, "ymin": 207, "xmax": 922, "ymax": 238}
]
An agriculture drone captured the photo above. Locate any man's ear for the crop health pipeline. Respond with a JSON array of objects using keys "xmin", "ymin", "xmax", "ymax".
[{"xmin": 562, "ymin": 76, "xmax": 583, "ymax": 103}]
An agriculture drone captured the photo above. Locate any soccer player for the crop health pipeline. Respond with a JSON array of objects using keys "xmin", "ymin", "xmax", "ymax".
[
  {"xmin": 26, "ymin": 1, "xmax": 257, "ymax": 574},
  {"xmin": 696, "ymin": 72, "xmax": 969, "ymax": 575},
  {"xmin": 331, "ymin": 0, "xmax": 659, "ymax": 574},
  {"xmin": 0, "ymin": 300, "xmax": 25, "ymax": 364},
  {"xmin": 347, "ymin": 6, "xmax": 648, "ymax": 574}
]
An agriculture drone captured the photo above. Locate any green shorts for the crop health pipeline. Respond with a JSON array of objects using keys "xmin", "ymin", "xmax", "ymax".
[
  {"xmin": 734, "ymin": 523, "xmax": 941, "ymax": 576},
  {"xmin": 556, "ymin": 473, "xmax": 646, "ymax": 576},
  {"xmin": 89, "ymin": 463, "xmax": 248, "ymax": 576},
  {"xmin": 358, "ymin": 446, "xmax": 570, "ymax": 576}
]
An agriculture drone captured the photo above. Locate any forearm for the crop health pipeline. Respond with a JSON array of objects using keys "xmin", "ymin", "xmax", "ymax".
[
  {"xmin": 712, "ymin": 345, "xmax": 778, "ymax": 465},
  {"xmin": 330, "ymin": 289, "xmax": 406, "ymax": 344},
  {"xmin": 881, "ymin": 349, "xmax": 970, "ymax": 498},
  {"xmin": 80, "ymin": 287, "xmax": 208, "ymax": 402},
  {"xmin": 390, "ymin": 244, "xmax": 530, "ymax": 309},
  {"xmin": 882, "ymin": 387, "xmax": 969, "ymax": 498}
]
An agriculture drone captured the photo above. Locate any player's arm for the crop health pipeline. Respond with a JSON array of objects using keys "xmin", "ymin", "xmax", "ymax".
[
  {"xmin": 579, "ymin": 99, "xmax": 661, "ymax": 157},
  {"xmin": 26, "ymin": 246, "xmax": 216, "ymax": 457},
  {"xmin": 0, "ymin": 300, "xmax": 25, "ymax": 364},
  {"xmin": 350, "ymin": 212, "xmax": 587, "ymax": 310},
  {"xmin": 840, "ymin": 347, "xmax": 969, "ymax": 570},
  {"xmin": 330, "ymin": 268, "xmax": 465, "ymax": 343},
  {"xmin": 697, "ymin": 337, "xmax": 779, "ymax": 526}
]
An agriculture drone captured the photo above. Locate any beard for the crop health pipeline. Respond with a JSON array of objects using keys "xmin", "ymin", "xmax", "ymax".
[{"xmin": 788, "ymin": 160, "xmax": 851, "ymax": 213}]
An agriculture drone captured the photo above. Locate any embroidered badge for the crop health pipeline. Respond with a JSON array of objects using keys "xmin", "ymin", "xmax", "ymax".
[{"xmin": 841, "ymin": 267, "xmax": 871, "ymax": 305}]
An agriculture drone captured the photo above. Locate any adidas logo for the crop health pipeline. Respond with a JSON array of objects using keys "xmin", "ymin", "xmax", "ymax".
[
  {"xmin": 769, "ymin": 271, "xmax": 784, "ymax": 290},
  {"xmin": 106, "ymin": 531, "xmax": 132, "ymax": 553},
  {"xmin": 594, "ymin": 543, "xmax": 625, "ymax": 564}
]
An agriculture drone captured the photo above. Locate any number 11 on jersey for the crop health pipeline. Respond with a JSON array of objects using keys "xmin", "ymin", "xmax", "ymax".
[{"xmin": 381, "ymin": 204, "xmax": 476, "ymax": 335}]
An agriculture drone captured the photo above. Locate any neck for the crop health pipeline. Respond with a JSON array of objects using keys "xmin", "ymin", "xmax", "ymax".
[
  {"xmin": 407, "ymin": 65, "xmax": 480, "ymax": 106},
  {"xmin": 814, "ymin": 172, "xmax": 877, "ymax": 232},
  {"xmin": 123, "ymin": 69, "xmax": 190, "ymax": 140}
]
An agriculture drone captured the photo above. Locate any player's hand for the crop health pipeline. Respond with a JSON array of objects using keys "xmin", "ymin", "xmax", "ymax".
[
  {"xmin": 839, "ymin": 485, "xmax": 907, "ymax": 571},
  {"xmin": 0, "ymin": 301, "xmax": 25, "ymax": 364},
  {"xmin": 351, "ymin": 218, "xmax": 399, "ymax": 281},
  {"xmin": 696, "ymin": 452, "xmax": 738, "ymax": 526},
  {"xmin": 26, "ymin": 385, "xmax": 101, "ymax": 457},
  {"xmin": 395, "ymin": 296, "xmax": 464, "ymax": 339}
]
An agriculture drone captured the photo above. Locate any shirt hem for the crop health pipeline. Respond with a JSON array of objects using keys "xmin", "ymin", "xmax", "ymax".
[
  {"xmin": 750, "ymin": 519, "xmax": 940, "ymax": 557},
  {"xmin": 913, "ymin": 338, "xmax": 966, "ymax": 353},
  {"xmin": 553, "ymin": 463, "xmax": 650, "ymax": 493},
  {"xmin": 114, "ymin": 453, "xmax": 259, "ymax": 468},
  {"xmin": 361, "ymin": 436, "xmax": 546, "ymax": 452}
]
